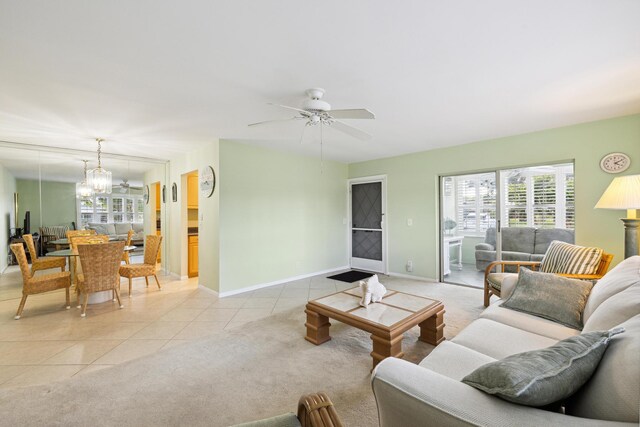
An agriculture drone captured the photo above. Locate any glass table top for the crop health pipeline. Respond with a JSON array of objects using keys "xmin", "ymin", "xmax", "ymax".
[{"xmin": 312, "ymin": 287, "xmax": 439, "ymax": 328}]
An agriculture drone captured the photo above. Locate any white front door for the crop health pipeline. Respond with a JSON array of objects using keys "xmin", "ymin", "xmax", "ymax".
[{"xmin": 349, "ymin": 178, "xmax": 386, "ymax": 273}]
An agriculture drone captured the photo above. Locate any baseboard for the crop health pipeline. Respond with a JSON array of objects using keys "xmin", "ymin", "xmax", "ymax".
[
  {"xmin": 387, "ymin": 272, "xmax": 438, "ymax": 282},
  {"xmin": 197, "ymin": 284, "xmax": 219, "ymax": 296},
  {"xmin": 219, "ymin": 265, "xmax": 350, "ymax": 298}
]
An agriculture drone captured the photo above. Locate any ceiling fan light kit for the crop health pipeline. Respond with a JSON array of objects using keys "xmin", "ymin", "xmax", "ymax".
[{"xmin": 249, "ymin": 88, "xmax": 375, "ymax": 142}]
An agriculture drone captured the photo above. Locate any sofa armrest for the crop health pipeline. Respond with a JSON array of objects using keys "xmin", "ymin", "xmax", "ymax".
[
  {"xmin": 371, "ymin": 358, "xmax": 631, "ymax": 427},
  {"xmin": 475, "ymin": 243, "xmax": 494, "ymax": 251}
]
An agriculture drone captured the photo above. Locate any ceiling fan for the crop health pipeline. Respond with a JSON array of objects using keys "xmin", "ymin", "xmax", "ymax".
[
  {"xmin": 248, "ymin": 88, "xmax": 375, "ymax": 141},
  {"xmin": 116, "ymin": 179, "xmax": 142, "ymax": 194}
]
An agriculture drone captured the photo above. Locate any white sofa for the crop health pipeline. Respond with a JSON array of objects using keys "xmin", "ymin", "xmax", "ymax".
[
  {"xmin": 87, "ymin": 222, "xmax": 144, "ymax": 244},
  {"xmin": 372, "ymin": 256, "xmax": 640, "ymax": 426}
]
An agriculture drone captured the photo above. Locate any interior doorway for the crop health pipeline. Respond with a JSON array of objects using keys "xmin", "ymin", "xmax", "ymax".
[
  {"xmin": 348, "ymin": 176, "xmax": 387, "ymax": 274},
  {"xmin": 150, "ymin": 182, "xmax": 162, "ymax": 263}
]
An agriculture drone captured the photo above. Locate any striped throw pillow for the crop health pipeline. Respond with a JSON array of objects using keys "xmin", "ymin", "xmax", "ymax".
[{"xmin": 540, "ymin": 241, "xmax": 603, "ymax": 275}]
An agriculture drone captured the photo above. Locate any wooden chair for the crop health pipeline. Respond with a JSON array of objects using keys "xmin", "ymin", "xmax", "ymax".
[
  {"xmin": 483, "ymin": 252, "xmax": 614, "ymax": 306},
  {"xmin": 122, "ymin": 229, "xmax": 135, "ymax": 264},
  {"xmin": 9, "ymin": 244, "xmax": 71, "ymax": 319},
  {"xmin": 76, "ymin": 241, "xmax": 125, "ymax": 317},
  {"xmin": 119, "ymin": 234, "xmax": 163, "ymax": 297},
  {"xmin": 22, "ymin": 234, "xmax": 66, "ymax": 273}
]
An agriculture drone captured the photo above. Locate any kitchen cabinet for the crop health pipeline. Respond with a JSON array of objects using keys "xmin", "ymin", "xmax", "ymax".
[
  {"xmin": 187, "ymin": 174, "xmax": 198, "ymax": 209},
  {"xmin": 188, "ymin": 234, "xmax": 198, "ymax": 277}
]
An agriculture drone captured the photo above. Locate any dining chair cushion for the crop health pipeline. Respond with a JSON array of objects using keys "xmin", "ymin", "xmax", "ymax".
[{"xmin": 119, "ymin": 264, "xmax": 156, "ymax": 278}]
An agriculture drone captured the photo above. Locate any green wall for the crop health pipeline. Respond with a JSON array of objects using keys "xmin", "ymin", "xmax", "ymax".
[
  {"xmin": 219, "ymin": 140, "xmax": 348, "ymax": 293},
  {"xmin": 0, "ymin": 165, "xmax": 16, "ymax": 272},
  {"xmin": 16, "ymin": 179, "xmax": 77, "ymax": 230},
  {"xmin": 349, "ymin": 114, "xmax": 640, "ymax": 280}
]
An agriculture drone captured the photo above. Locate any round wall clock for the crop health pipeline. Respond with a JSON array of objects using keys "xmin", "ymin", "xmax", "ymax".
[
  {"xmin": 600, "ymin": 152, "xmax": 631, "ymax": 174},
  {"xmin": 200, "ymin": 165, "xmax": 216, "ymax": 198},
  {"xmin": 143, "ymin": 185, "xmax": 150, "ymax": 204}
]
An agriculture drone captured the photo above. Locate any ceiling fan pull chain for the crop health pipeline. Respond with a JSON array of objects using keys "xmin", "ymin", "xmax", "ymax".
[{"xmin": 320, "ymin": 123, "xmax": 324, "ymax": 174}]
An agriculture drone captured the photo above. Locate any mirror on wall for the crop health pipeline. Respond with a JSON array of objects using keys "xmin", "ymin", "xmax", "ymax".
[{"xmin": 0, "ymin": 142, "xmax": 166, "ymax": 301}]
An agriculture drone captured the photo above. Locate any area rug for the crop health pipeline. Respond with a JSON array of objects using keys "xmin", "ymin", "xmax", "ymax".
[
  {"xmin": 0, "ymin": 282, "xmax": 483, "ymax": 426},
  {"xmin": 327, "ymin": 270, "xmax": 373, "ymax": 283}
]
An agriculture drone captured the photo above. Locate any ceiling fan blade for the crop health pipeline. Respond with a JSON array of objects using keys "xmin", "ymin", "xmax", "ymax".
[
  {"xmin": 328, "ymin": 108, "xmax": 375, "ymax": 119},
  {"xmin": 248, "ymin": 117, "xmax": 303, "ymax": 127},
  {"xmin": 330, "ymin": 120, "xmax": 372, "ymax": 141},
  {"xmin": 268, "ymin": 103, "xmax": 312, "ymax": 116}
]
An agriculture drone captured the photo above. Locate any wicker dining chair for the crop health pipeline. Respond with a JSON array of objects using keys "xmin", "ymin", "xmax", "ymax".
[
  {"xmin": 122, "ymin": 229, "xmax": 135, "ymax": 264},
  {"xmin": 69, "ymin": 234, "xmax": 109, "ymax": 250},
  {"xmin": 76, "ymin": 241, "xmax": 125, "ymax": 317},
  {"xmin": 22, "ymin": 234, "xmax": 66, "ymax": 273},
  {"xmin": 119, "ymin": 234, "xmax": 163, "ymax": 297},
  {"xmin": 9, "ymin": 244, "xmax": 71, "ymax": 320},
  {"xmin": 66, "ymin": 229, "xmax": 97, "ymax": 241}
]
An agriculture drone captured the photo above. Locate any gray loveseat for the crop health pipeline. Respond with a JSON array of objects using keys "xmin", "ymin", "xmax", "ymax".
[
  {"xmin": 475, "ymin": 227, "xmax": 574, "ymax": 271},
  {"xmin": 87, "ymin": 222, "xmax": 144, "ymax": 245},
  {"xmin": 372, "ymin": 255, "xmax": 640, "ymax": 426}
]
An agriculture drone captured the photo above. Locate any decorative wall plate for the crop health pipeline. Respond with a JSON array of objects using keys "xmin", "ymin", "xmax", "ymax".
[
  {"xmin": 143, "ymin": 185, "xmax": 150, "ymax": 204},
  {"xmin": 200, "ymin": 165, "xmax": 216, "ymax": 198},
  {"xmin": 172, "ymin": 182, "xmax": 177, "ymax": 202}
]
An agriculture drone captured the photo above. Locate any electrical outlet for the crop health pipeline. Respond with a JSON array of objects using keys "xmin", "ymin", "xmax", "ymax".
[
  {"xmin": 407, "ymin": 218, "xmax": 413, "ymax": 226},
  {"xmin": 406, "ymin": 260, "xmax": 413, "ymax": 272}
]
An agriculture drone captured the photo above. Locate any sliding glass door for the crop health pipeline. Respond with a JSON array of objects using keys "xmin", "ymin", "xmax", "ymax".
[{"xmin": 440, "ymin": 162, "xmax": 574, "ymax": 287}]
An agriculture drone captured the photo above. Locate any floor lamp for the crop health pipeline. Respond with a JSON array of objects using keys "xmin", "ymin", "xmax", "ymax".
[{"xmin": 595, "ymin": 174, "xmax": 640, "ymax": 259}]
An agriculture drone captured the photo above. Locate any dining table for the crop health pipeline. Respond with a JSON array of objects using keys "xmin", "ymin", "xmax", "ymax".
[
  {"xmin": 50, "ymin": 236, "xmax": 117, "ymax": 251},
  {"xmin": 46, "ymin": 245, "xmax": 137, "ymax": 304}
]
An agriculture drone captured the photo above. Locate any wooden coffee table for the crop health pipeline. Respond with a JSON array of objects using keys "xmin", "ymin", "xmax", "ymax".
[{"xmin": 305, "ymin": 287, "xmax": 445, "ymax": 370}]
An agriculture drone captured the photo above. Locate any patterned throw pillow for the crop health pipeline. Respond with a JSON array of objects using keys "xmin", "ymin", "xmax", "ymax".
[{"xmin": 540, "ymin": 241, "xmax": 603, "ymax": 275}]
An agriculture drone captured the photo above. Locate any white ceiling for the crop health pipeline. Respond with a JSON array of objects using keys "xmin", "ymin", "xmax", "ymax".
[{"xmin": 0, "ymin": 1, "xmax": 638, "ymax": 164}]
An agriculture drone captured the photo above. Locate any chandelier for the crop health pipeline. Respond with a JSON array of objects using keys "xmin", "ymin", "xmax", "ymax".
[
  {"xmin": 87, "ymin": 138, "xmax": 112, "ymax": 194},
  {"xmin": 75, "ymin": 160, "xmax": 94, "ymax": 198}
]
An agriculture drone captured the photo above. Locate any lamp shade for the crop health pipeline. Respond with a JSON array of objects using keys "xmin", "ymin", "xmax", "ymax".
[{"xmin": 594, "ymin": 174, "xmax": 640, "ymax": 210}]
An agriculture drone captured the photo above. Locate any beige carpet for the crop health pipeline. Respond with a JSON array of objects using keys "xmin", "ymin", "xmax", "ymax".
[{"xmin": 0, "ymin": 282, "xmax": 483, "ymax": 426}]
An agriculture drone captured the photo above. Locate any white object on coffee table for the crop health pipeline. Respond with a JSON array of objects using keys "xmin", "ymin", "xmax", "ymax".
[{"xmin": 359, "ymin": 274, "xmax": 387, "ymax": 307}]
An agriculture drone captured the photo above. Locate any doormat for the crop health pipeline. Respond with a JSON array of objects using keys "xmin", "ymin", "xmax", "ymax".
[{"xmin": 327, "ymin": 270, "xmax": 374, "ymax": 283}]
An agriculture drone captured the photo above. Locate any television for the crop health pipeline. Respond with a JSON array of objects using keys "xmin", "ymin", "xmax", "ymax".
[{"xmin": 23, "ymin": 211, "xmax": 30, "ymax": 235}]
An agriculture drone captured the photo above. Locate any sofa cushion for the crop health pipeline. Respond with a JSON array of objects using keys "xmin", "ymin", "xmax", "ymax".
[
  {"xmin": 583, "ymin": 285, "xmax": 640, "ymax": 332},
  {"xmin": 132, "ymin": 223, "xmax": 144, "ymax": 233},
  {"xmin": 501, "ymin": 227, "xmax": 536, "ymax": 254},
  {"xmin": 529, "ymin": 253, "xmax": 544, "ymax": 262},
  {"xmin": 583, "ymin": 255, "xmax": 640, "ymax": 322},
  {"xmin": 114, "ymin": 223, "xmax": 132, "ymax": 235},
  {"xmin": 486, "ymin": 273, "xmax": 511, "ymax": 291},
  {"xmin": 419, "ymin": 341, "xmax": 496, "ymax": 381},
  {"xmin": 566, "ymin": 315, "xmax": 640, "ymax": 423},
  {"xmin": 533, "ymin": 228, "xmax": 574, "ymax": 255},
  {"xmin": 480, "ymin": 301, "xmax": 580, "ymax": 341},
  {"xmin": 502, "ymin": 269, "xmax": 594, "ymax": 330},
  {"xmin": 539, "ymin": 241, "xmax": 603, "ymax": 275},
  {"xmin": 462, "ymin": 328, "xmax": 624, "ymax": 407},
  {"xmin": 451, "ymin": 319, "xmax": 558, "ymax": 360},
  {"xmin": 88, "ymin": 223, "xmax": 116, "ymax": 236}
]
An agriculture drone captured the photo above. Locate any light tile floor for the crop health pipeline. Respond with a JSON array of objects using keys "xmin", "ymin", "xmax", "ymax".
[
  {"xmin": 443, "ymin": 263, "xmax": 484, "ymax": 288},
  {"xmin": 0, "ymin": 263, "xmax": 426, "ymax": 389}
]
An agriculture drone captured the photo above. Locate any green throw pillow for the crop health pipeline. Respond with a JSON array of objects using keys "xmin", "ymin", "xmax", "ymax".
[
  {"xmin": 462, "ymin": 328, "xmax": 625, "ymax": 406},
  {"xmin": 502, "ymin": 268, "xmax": 594, "ymax": 330}
]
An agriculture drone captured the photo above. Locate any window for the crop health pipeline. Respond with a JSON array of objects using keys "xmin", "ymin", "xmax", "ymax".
[
  {"xmin": 501, "ymin": 164, "xmax": 574, "ymax": 230},
  {"xmin": 456, "ymin": 173, "xmax": 496, "ymax": 235},
  {"xmin": 77, "ymin": 193, "xmax": 144, "ymax": 228}
]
